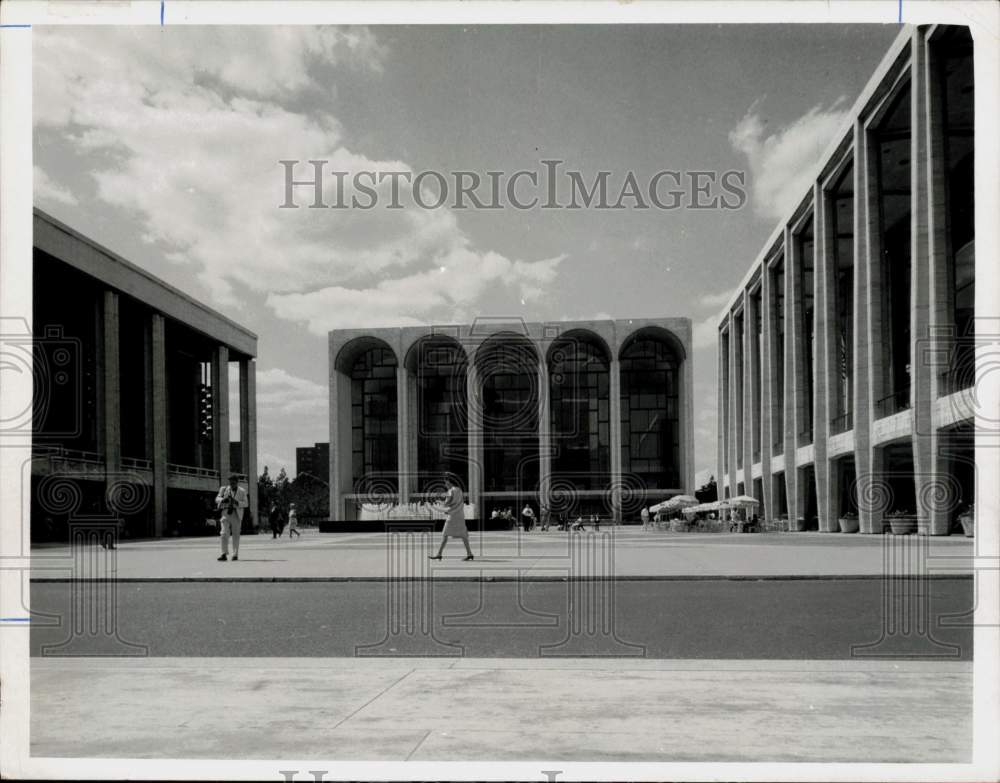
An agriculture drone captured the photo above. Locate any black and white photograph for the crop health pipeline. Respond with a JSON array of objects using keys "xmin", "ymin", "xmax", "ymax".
[{"xmin": 0, "ymin": 1, "xmax": 997, "ymax": 780}]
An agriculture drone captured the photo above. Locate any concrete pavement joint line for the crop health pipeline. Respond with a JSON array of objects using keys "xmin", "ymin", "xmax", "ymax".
[
  {"xmin": 28, "ymin": 573, "xmax": 975, "ymax": 582},
  {"xmin": 328, "ymin": 668, "xmax": 417, "ymax": 731},
  {"xmin": 405, "ymin": 729, "xmax": 434, "ymax": 761}
]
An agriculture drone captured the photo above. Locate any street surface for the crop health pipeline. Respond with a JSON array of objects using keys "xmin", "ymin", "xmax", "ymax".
[{"xmin": 29, "ymin": 578, "xmax": 972, "ymax": 658}]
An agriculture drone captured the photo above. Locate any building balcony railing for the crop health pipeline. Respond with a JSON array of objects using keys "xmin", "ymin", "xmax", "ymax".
[
  {"xmin": 122, "ymin": 456, "xmax": 152, "ymax": 470},
  {"xmin": 167, "ymin": 463, "xmax": 220, "ymax": 479},
  {"xmin": 51, "ymin": 447, "xmax": 104, "ymax": 463},
  {"xmin": 874, "ymin": 387, "xmax": 910, "ymax": 419},
  {"xmin": 830, "ymin": 411, "xmax": 853, "ymax": 434}
]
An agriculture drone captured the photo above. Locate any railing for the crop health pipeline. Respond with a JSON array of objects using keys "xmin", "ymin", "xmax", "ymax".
[
  {"xmin": 49, "ymin": 448, "xmax": 104, "ymax": 463},
  {"xmin": 874, "ymin": 387, "xmax": 910, "ymax": 419},
  {"xmin": 122, "ymin": 457, "xmax": 152, "ymax": 470},
  {"xmin": 830, "ymin": 411, "xmax": 853, "ymax": 434},
  {"xmin": 167, "ymin": 463, "xmax": 220, "ymax": 479}
]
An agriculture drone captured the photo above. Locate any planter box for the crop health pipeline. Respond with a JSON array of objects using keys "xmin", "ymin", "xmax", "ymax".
[
  {"xmin": 789, "ymin": 517, "xmax": 807, "ymax": 532},
  {"xmin": 670, "ymin": 519, "xmax": 690, "ymax": 533},
  {"xmin": 888, "ymin": 515, "xmax": 917, "ymax": 535},
  {"xmin": 958, "ymin": 513, "xmax": 974, "ymax": 538},
  {"xmin": 838, "ymin": 516, "xmax": 859, "ymax": 534}
]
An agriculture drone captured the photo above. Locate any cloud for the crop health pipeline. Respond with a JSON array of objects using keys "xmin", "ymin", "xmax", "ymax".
[
  {"xmin": 698, "ymin": 289, "xmax": 733, "ymax": 309},
  {"xmin": 34, "ymin": 166, "xmax": 78, "ymax": 205},
  {"xmin": 256, "ymin": 367, "xmax": 328, "ymax": 418},
  {"xmin": 33, "ymin": 26, "xmax": 566, "ymax": 331},
  {"xmin": 691, "ymin": 314, "xmax": 719, "ymax": 350},
  {"xmin": 729, "ymin": 97, "xmax": 849, "ymax": 221}
]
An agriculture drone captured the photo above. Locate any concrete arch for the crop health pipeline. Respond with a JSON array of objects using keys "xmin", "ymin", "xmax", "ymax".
[
  {"xmin": 472, "ymin": 330, "xmax": 541, "ymax": 369},
  {"xmin": 334, "ymin": 335, "xmax": 398, "ymax": 374},
  {"xmin": 403, "ymin": 334, "xmax": 470, "ymax": 374},
  {"xmin": 547, "ymin": 328, "xmax": 612, "ymax": 366},
  {"xmin": 618, "ymin": 325, "xmax": 687, "ymax": 363}
]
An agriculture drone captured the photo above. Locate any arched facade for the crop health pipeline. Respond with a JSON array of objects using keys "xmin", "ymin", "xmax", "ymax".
[{"xmin": 329, "ymin": 319, "xmax": 693, "ymax": 522}]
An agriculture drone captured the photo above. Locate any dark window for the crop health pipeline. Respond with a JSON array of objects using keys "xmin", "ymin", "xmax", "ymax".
[
  {"xmin": 829, "ymin": 161, "xmax": 854, "ymax": 432},
  {"xmin": 937, "ymin": 28, "xmax": 975, "ymax": 393},
  {"xmin": 550, "ymin": 337, "xmax": 610, "ymax": 490},
  {"xmin": 620, "ymin": 337, "xmax": 680, "ymax": 489},
  {"xmin": 770, "ymin": 256, "xmax": 785, "ymax": 453},
  {"xmin": 415, "ymin": 341, "xmax": 468, "ymax": 490},
  {"xmin": 874, "ymin": 82, "xmax": 912, "ymax": 418},
  {"xmin": 720, "ymin": 330, "xmax": 730, "ymax": 472},
  {"xmin": 480, "ymin": 337, "xmax": 539, "ymax": 492},
  {"xmin": 795, "ymin": 216, "xmax": 815, "ymax": 443},
  {"xmin": 750, "ymin": 290, "xmax": 762, "ymax": 460},
  {"xmin": 350, "ymin": 347, "xmax": 398, "ymax": 491},
  {"xmin": 734, "ymin": 311, "xmax": 744, "ymax": 467}
]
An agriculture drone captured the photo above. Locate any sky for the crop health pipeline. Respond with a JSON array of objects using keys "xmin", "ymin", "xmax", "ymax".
[{"xmin": 32, "ymin": 23, "xmax": 900, "ymax": 482}]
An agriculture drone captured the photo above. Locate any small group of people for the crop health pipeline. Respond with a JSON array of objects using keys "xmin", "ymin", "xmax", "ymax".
[{"xmin": 268, "ymin": 501, "xmax": 300, "ymax": 540}]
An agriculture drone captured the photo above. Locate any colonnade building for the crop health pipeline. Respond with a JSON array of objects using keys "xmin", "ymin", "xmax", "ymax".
[
  {"xmin": 717, "ymin": 25, "xmax": 976, "ymax": 534},
  {"xmin": 31, "ymin": 209, "xmax": 258, "ymax": 539},
  {"xmin": 328, "ymin": 318, "xmax": 694, "ymax": 523}
]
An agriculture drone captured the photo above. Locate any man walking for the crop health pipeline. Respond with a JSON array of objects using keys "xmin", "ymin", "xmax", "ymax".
[{"xmin": 216, "ymin": 473, "xmax": 248, "ymax": 562}]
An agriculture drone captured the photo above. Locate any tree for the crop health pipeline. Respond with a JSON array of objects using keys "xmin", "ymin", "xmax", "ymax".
[
  {"xmin": 258, "ymin": 466, "xmax": 274, "ymax": 511},
  {"xmin": 274, "ymin": 467, "xmax": 291, "ymax": 510},
  {"xmin": 695, "ymin": 475, "xmax": 718, "ymax": 504}
]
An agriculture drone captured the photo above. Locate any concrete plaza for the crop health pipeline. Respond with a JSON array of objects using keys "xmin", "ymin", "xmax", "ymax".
[
  {"xmin": 30, "ymin": 656, "xmax": 971, "ymax": 762},
  {"xmin": 29, "ymin": 527, "xmax": 976, "ymax": 581}
]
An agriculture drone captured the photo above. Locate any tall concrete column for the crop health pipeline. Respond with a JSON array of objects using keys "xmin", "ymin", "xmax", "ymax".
[
  {"xmin": 910, "ymin": 28, "xmax": 947, "ymax": 535},
  {"xmin": 239, "ymin": 358, "xmax": 258, "ymax": 525},
  {"xmin": 610, "ymin": 356, "xmax": 623, "ymax": 522},
  {"xmin": 760, "ymin": 262, "xmax": 774, "ymax": 522},
  {"xmin": 466, "ymin": 360, "xmax": 484, "ymax": 518},
  {"xmin": 717, "ymin": 325, "xmax": 727, "ymax": 500},
  {"xmin": 727, "ymin": 314, "xmax": 738, "ymax": 499},
  {"xmin": 150, "ymin": 314, "xmax": 168, "ymax": 537},
  {"xmin": 537, "ymin": 354, "xmax": 551, "ymax": 512},
  {"xmin": 407, "ymin": 370, "xmax": 419, "ymax": 497},
  {"xmin": 330, "ymin": 365, "xmax": 353, "ymax": 521},
  {"xmin": 741, "ymin": 292, "xmax": 754, "ymax": 493},
  {"xmin": 212, "ymin": 345, "xmax": 230, "ymax": 481},
  {"xmin": 856, "ymin": 114, "xmax": 882, "ymax": 534},
  {"xmin": 101, "ymin": 290, "xmax": 121, "ymax": 476},
  {"xmin": 396, "ymin": 365, "xmax": 410, "ymax": 504},
  {"xmin": 813, "ymin": 181, "xmax": 837, "ymax": 531},
  {"xmin": 783, "ymin": 226, "xmax": 800, "ymax": 526}
]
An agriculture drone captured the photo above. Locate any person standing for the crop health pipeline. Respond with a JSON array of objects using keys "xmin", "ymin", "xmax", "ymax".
[
  {"xmin": 288, "ymin": 503, "xmax": 301, "ymax": 538},
  {"xmin": 539, "ymin": 504, "xmax": 551, "ymax": 532},
  {"xmin": 270, "ymin": 502, "xmax": 285, "ymax": 539},
  {"xmin": 521, "ymin": 503, "xmax": 536, "ymax": 532},
  {"xmin": 429, "ymin": 475, "xmax": 474, "ymax": 561},
  {"xmin": 216, "ymin": 473, "xmax": 248, "ymax": 562},
  {"xmin": 640, "ymin": 506, "xmax": 650, "ymax": 529}
]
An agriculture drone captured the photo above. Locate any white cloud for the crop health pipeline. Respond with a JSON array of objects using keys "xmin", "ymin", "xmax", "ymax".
[
  {"xmin": 698, "ymin": 289, "xmax": 733, "ymax": 309},
  {"xmin": 34, "ymin": 165, "xmax": 78, "ymax": 205},
  {"xmin": 729, "ymin": 98, "xmax": 849, "ymax": 221},
  {"xmin": 33, "ymin": 26, "xmax": 564, "ymax": 332},
  {"xmin": 691, "ymin": 314, "xmax": 720, "ymax": 350},
  {"xmin": 256, "ymin": 367, "xmax": 327, "ymax": 418}
]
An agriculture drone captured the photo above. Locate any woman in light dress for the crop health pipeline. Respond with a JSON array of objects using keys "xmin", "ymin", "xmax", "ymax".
[{"xmin": 429, "ymin": 475, "xmax": 474, "ymax": 561}]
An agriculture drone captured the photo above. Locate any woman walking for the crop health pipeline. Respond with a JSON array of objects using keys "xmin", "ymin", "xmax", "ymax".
[{"xmin": 429, "ymin": 475, "xmax": 474, "ymax": 561}]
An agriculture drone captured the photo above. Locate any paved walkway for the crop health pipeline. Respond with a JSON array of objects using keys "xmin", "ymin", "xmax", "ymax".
[
  {"xmin": 30, "ymin": 657, "xmax": 971, "ymax": 762},
  {"xmin": 30, "ymin": 528, "xmax": 975, "ymax": 580}
]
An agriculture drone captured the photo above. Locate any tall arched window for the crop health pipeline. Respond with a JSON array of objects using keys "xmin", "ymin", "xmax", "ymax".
[
  {"xmin": 410, "ymin": 338, "xmax": 468, "ymax": 490},
  {"xmin": 350, "ymin": 347, "xmax": 398, "ymax": 491},
  {"xmin": 549, "ymin": 333, "xmax": 610, "ymax": 490},
  {"xmin": 619, "ymin": 334, "xmax": 681, "ymax": 489}
]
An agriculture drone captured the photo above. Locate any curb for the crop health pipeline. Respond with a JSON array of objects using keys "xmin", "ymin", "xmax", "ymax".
[{"xmin": 30, "ymin": 573, "xmax": 975, "ymax": 583}]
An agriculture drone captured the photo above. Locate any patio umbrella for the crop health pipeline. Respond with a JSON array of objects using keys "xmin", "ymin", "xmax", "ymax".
[{"xmin": 730, "ymin": 495, "xmax": 760, "ymax": 505}]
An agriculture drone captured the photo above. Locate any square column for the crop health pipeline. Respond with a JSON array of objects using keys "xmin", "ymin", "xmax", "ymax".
[
  {"xmin": 537, "ymin": 355, "xmax": 551, "ymax": 512},
  {"xmin": 760, "ymin": 262, "xmax": 775, "ymax": 522},
  {"xmin": 717, "ymin": 325, "xmax": 728, "ymax": 499},
  {"xmin": 466, "ymin": 361, "xmax": 484, "ymax": 517},
  {"xmin": 212, "ymin": 345, "xmax": 230, "ymax": 480},
  {"xmin": 330, "ymin": 366, "xmax": 353, "ymax": 520},
  {"xmin": 610, "ymin": 356, "xmax": 623, "ymax": 523},
  {"xmin": 741, "ymin": 292, "xmax": 754, "ymax": 491},
  {"xmin": 782, "ymin": 226, "xmax": 800, "ymax": 525},
  {"xmin": 813, "ymin": 181, "xmax": 837, "ymax": 531},
  {"xmin": 856, "ymin": 114, "xmax": 882, "ymax": 534},
  {"xmin": 396, "ymin": 365, "xmax": 410, "ymax": 504},
  {"xmin": 727, "ymin": 314, "xmax": 738, "ymax": 497},
  {"xmin": 150, "ymin": 314, "xmax": 168, "ymax": 537},
  {"xmin": 910, "ymin": 28, "xmax": 948, "ymax": 535},
  {"xmin": 239, "ymin": 359, "xmax": 258, "ymax": 526},
  {"xmin": 101, "ymin": 290, "xmax": 121, "ymax": 475}
]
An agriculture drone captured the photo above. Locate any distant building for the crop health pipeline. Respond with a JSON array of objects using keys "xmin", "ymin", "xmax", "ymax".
[
  {"xmin": 328, "ymin": 318, "xmax": 694, "ymax": 522},
  {"xmin": 716, "ymin": 26, "xmax": 975, "ymax": 535},
  {"xmin": 31, "ymin": 208, "xmax": 259, "ymax": 539},
  {"xmin": 296, "ymin": 442, "xmax": 330, "ymax": 482}
]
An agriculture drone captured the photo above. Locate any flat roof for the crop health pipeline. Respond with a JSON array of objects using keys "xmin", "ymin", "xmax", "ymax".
[{"xmin": 34, "ymin": 208, "xmax": 257, "ymax": 358}]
